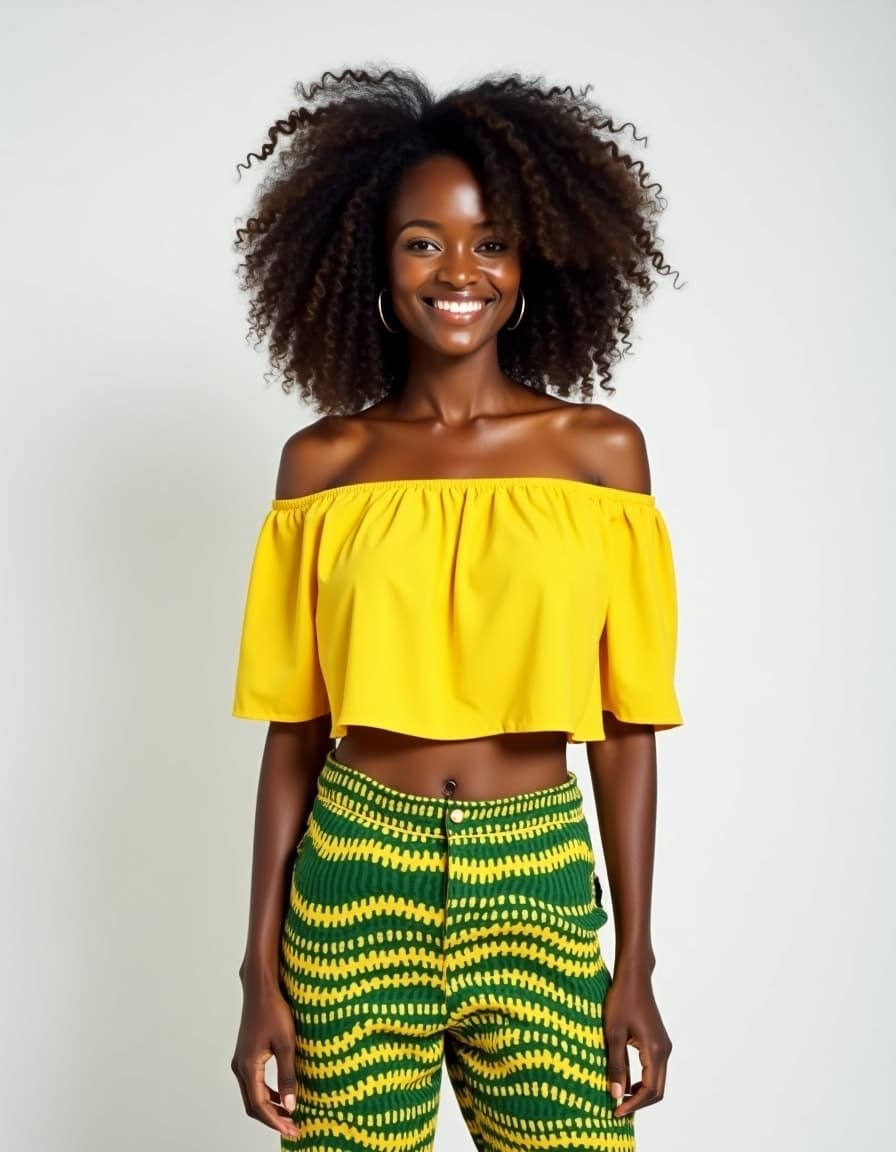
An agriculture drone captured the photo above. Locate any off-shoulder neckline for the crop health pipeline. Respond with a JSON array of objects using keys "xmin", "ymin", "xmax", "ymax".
[{"xmin": 271, "ymin": 475, "xmax": 656, "ymax": 510}]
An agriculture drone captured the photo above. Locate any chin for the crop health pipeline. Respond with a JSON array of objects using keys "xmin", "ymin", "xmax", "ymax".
[
  {"xmin": 412, "ymin": 321, "xmax": 498, "ymax": 353},
  {"xmin": 424, "ymin": 336, "xmax": 490, "ymax": 357}
]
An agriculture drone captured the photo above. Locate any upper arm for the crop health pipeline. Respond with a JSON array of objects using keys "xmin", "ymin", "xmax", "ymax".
[{"xmin": 583, "ymin": 404, "xmax": 652, "ymax": 496}]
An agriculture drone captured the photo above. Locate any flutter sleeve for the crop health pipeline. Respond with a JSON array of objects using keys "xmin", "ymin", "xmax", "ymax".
[
  {"xmin": 232, "ymin": 503, "xmax": 330, "ymax": 723},
  {"xmin": 597, "ymin": 493, "xmax": 684, "ymax": 730}
]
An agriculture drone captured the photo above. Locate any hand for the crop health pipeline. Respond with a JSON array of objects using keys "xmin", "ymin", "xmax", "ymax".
[
  {"xmin": 602, "ymin": 965, "xmax": 672, "ymax": 1119},
  {"xmin": 231, "ymin": 981, "xmax": 301, "ymax": 1141}
]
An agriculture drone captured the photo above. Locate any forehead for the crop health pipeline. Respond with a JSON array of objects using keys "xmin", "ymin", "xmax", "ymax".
[{"xmin": 386, "ymin": 154, "xmax": 487, "ymax": 229}]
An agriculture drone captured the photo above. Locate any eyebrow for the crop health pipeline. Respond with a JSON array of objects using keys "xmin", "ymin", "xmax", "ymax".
[{"xmin": 396, "ymin": 218, "xmax": 497, "ymax": 233}]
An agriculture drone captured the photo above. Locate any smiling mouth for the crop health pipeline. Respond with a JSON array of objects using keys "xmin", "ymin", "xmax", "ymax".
[{"xmin": 423, "ymin": 297, "xmax": 494, "ymax": 317}]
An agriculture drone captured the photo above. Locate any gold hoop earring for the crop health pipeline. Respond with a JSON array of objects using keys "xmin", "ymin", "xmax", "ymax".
[
  {"xmin": 377, "ymin": 289, "xmax": 400, "ymax": 334},
  {"xmin": 505, "ymin": 290, "xmax": 526, "ymax": 331}
]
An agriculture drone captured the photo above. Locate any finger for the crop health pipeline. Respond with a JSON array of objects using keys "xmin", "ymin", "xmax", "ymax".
[
  {"xmin": 614, "ymin": 1077, "xmax": 658, "ymax": 1118},
  {"xmin": 262, "ymin": 1083, "xmax": 300, "ymax": 1123},
  {"xmin": 231, "ymin": 1056, "xmax": 252, "ymax": 1117},
  {"xmin": 245, "ymin": 1055, "xmax": 301, "ymax": 1140},
  {"xmin": 604, "ymin": 1025, "xmax": 629, "ymax": 1107},
  {"xmin": 653, "ymin": 1045, "xmax": 669, "ymax": 1102},
  {"xmin": 613, "ymin": 1039, "xmax": 669, "ymax": 1118},
  {"xmin": 274, "ymin": 1040, "xmax": 299, "ymax": 1123}
]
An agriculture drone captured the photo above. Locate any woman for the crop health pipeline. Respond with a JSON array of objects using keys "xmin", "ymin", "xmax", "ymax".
[{"xmin": 230, "ymin": 68, "xmax": 683, "ymax": 1152}]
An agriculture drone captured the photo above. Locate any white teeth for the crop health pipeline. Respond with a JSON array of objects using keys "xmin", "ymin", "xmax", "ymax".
[{"xmin": 431, "ymin": 299, "xmax": 487, "ymax": 314}]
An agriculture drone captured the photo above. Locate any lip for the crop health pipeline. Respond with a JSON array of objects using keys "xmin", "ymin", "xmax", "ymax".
[{"xmin": 421, "ymin": 295, "xmax": 496, "ymax": 324}]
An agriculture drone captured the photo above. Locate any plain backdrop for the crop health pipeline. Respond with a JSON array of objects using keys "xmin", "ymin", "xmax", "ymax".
[{"xmin": 1, "ymin": 1, "xmax": 892, "ymax": 1149}]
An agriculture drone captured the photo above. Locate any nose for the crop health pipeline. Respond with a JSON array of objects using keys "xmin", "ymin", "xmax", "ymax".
[{"xmin": 435, "ymin": 246, "xmax": 479, "ymax": 288}]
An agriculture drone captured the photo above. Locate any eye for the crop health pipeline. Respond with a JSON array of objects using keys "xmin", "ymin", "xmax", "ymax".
[
  {"xmin": 405, "ymin": 238, "xmax": 439, "ymax": 252},
  {"xmin": 478, "ymin": 239, "xmax": 508, "ymax": 254}
]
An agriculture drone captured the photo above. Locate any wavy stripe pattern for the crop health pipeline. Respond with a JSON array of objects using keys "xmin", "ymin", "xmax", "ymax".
[{"xmin": 278, "ymin": 754, "xmax": 636, "ymax": 1151}]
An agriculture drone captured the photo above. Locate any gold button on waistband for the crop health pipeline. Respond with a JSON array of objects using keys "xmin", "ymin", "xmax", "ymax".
[{"xmin": 448, "ymin": 807, "xmax": 465, "ymax": 824}]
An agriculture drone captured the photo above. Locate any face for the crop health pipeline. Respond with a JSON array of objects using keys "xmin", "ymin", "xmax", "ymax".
[{"xmin": 384, "ymin": 153, "xmax": 522, "ymax": 356}]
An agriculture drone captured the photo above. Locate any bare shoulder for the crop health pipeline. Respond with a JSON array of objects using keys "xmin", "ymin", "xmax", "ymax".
[
  {"xmin": 275, "ymin": 414, "xmax": 362, "ymax": 500},
  {"xmin": 576, "ymin": 402, "xmax": 651, "ymax": 495}
]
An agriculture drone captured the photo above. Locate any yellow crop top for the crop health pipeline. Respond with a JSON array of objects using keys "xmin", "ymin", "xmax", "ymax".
[{"xmin": 232, "ymin": 476, "xmax": 683, "ymax": 743}]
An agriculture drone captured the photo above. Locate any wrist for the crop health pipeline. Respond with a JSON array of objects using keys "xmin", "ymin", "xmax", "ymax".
[
  {"xmin": 238, "ymin": 954, "xmax": 282, "ymax": 993},
  {"xmin": 613, "ymin": 944, "xmax": 656, "ymax": 978}
]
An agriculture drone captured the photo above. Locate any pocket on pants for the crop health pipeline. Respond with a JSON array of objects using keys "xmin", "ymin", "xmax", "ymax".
[
  {"xmin": 592, "ymin": 873, "xmax": 609, "ymax": 931},
  {"xmin": 535, "ymin": 817, "xmax": 609, "ymax": 937}
]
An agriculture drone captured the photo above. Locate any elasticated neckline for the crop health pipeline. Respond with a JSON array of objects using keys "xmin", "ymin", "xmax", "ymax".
[{"xmin": 272, "ymin": 474, "xmax": 656, "ymax": 511}]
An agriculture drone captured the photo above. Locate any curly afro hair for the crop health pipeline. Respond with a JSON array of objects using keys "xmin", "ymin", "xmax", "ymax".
[{"xmin": 233, "ymin": 67, "xmax": 680, "ymax": 416}]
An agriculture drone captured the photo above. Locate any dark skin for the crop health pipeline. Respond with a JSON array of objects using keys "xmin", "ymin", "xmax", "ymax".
[{"xmin": 231, "ymin": 153, "xmax": 672, "ymax": 1141}]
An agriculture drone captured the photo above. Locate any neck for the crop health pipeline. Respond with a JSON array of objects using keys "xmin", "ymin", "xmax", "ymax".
[{"xmin": 394, "ymin": 341, "xmax": 518, "ymax": 425}]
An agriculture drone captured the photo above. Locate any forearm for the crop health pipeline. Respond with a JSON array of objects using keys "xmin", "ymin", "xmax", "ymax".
[
  {"xmin": 239, "ymin": 716, "xmax": 334, "ymax": 991},
  {"xmin": 586, "ymin": 711, "xmax": 658, "ymax": 974}
]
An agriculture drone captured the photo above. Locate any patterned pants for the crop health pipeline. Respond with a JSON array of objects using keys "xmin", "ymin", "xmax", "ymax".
[{"xmin": 278, "ymin": 751, "xmax": 635, "ymax": 1151}]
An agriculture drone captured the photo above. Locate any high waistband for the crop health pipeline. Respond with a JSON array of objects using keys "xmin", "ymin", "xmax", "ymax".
[{"xmin": 316, "ymin": 751, "xmax": 585, "ymax": 839}]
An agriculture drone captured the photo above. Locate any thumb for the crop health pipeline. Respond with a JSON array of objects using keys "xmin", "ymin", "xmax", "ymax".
[
  {"xmin": 274, "ymin": 1041, "xmax": 297, "ymax": 1115},
  {"xmin": 605, "ymin": 1029, "xmax": 628, "ymax": 1103}
]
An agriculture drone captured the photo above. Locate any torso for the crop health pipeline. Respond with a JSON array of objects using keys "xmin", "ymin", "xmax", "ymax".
[{"xmin": 286, "ymin": 383, "xmax": 628, "ymax": 800}]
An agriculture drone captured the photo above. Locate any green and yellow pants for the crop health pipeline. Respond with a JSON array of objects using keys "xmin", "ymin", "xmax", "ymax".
[{"xmin": 279, "ymin": 751, "xmax": 636, "ymax": 1151}]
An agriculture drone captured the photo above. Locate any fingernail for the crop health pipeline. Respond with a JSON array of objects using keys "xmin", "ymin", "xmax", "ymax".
[
  {"xmin": 610, "ymin": 1082, "xmax": 623, "ymax": 1099},
  {"xmin": 285, "ymin": 1093, "xmax": 296, "ymax": 1113}
]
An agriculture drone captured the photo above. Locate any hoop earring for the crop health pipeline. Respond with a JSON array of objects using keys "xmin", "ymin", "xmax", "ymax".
[
  {"xmin": 377, "ymin": 289, "xmax": 400, "ymax": 334},
  {"xmin": 505, "ymin": 290, "xmax": 526, "ymax": 331}
]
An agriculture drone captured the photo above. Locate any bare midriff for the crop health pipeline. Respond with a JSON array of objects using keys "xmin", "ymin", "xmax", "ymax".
[{"xmin": 333, "ymin": 726, "xmax": 570, "ymax": 800}]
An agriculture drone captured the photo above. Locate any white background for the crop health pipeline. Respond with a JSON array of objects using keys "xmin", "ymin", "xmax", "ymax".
[{"xmin": 2, "ymin": 1, "xmax": 892, "ymax": 1149}]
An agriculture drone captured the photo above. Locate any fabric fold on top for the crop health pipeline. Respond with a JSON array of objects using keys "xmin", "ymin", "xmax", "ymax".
[{"xmin": 232, "ymin": 476, "xmax": 683, "ymax": 743}]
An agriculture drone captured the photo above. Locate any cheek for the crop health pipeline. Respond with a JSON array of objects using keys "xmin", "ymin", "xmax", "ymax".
[
  {"xmin": 494, "ymin": 257, "xmax": 522, "ymax": 291},
  {"xmin": 388, "ymin": 252, "xmax": 425, "ymax": 295},
  {"xmin": 494, "ymin": 260, "xmax": 523, "ymax": 324}
]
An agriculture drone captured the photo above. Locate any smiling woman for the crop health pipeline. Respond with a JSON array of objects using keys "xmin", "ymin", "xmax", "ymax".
[{"xmin": 229, "ymin": 66, "xmax": 684, "ymax": 1152}]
